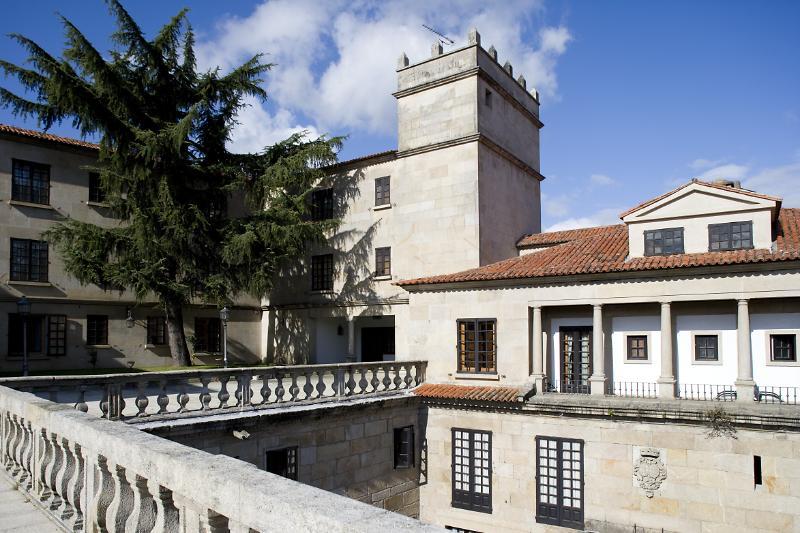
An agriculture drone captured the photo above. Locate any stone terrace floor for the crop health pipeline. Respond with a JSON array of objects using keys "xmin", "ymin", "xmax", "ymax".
[{"xmin": 0, "ymin": 477, "xmax": 61, "ymax": 532}]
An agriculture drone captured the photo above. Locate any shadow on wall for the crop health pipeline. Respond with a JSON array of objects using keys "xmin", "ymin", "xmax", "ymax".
[{"xmin": 266, "ymin": 167, "xmax": 405, "ymax": 365}]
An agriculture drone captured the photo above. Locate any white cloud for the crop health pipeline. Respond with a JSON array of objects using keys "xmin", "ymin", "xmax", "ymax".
[
  {"xmin": 696, "ymin": 163, "xmax": 749, "ymax": 182},
  {"xmin": 688, "ymin": 158, "xmax": 725, "ymax": 171},
  {"xmin": 743, "ymin": 162, "xmax": 800, "ymax": 207},
  {"xmin": 544, "ymin": 207, "xmax": 622, "ymax": 232},
  {"xmin": 228, "ymin": 97, "xmax": 319, "ymax": 153},
  {"xmin": 196, "ymin": 0, "xmax": 571, "ymax": 149},
  {"xmin": 542, "ymin": 192, "xmax": 572, "ymax": 218},
  {"xmin": 589, "ymin": 173, "xmax": 615, "ymax": 186}
]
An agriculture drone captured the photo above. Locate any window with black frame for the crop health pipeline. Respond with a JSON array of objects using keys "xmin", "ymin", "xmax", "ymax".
[
  {"xmin": 644, "ymin": 227, "xmax": 684, "ymax": 256},
  {"xmin": 47, "ymin": 315, "xmax": 66, "ymax": 356},
  {"xmin": 626, "ymin": 335, "xmax": 648, "ymax": 361},
  {"xmin": 770, "ymin": 334, "xmax": 796, "ymax": 362},
  {"xmin": 457, "ymin": 319, "xmax": 496, "ymax": 373},
  {"xmin": 375, "ymin": 176, "xmax": 390, "ymax": 206},
  {"xmin": 394, "ymin": 426, "xmax": 414, "ymax": 469},
  {"xmin": 709, "ymin": 221, "xmax": 753, "ymax": 251},
  {"xmin": 147, "ymin": 316, "xmax": 167, "ymax": 345},
  {"xmin": 265, "ymin": 446, "xmax": 298, "ymax": 480},
  {"xmin": 310, "ymin": 188, "xmax": 334, "ymax": 221},
  {"xmin": 375, "ymin": 247, "xmax": 391, "ymax": 277},
  {"xmin": 694, "ymin": 334, "xmax": 719, "ymax": 361},
  {"xmin": 12, "ymin": 159, "xmax": 50, "ymax": 205},
  {"xmin": 536, "ymin": 436, "xmax": 584, "ymax": 529},
  {"xmin": 10, "ymin": 238, "xmax": 49, "ymax": 282},
  {"xmin": 451, "ymin": 428, "xmax": 491, "ymax": 513},
  {"xmin": 88, "ymin": 172, "xmax": 106, "ymax": 203},
  {"xmin": 194, "ymin": 317, "xmax": 222, "ymax": 352},
  {"xmin": 87, "ymin": 315, "xmax": 109, "ymax": 346},
  {"xmin": 311, "ymin": 254, "xmax": 334, "ymax": 291}
]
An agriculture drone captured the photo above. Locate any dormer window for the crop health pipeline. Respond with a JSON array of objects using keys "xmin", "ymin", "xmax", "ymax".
[
  {"xmin": 644, "ymin": 228, "xmax": 684, "ymax": 256},
  {"xmin": 708, "ymin": 221, "xmax": 753, "ymax": 251}
]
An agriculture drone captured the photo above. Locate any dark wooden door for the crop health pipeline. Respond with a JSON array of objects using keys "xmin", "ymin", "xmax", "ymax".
[
  {"xmin": 536, "ymin": 436, "xmax": 584, "ymax": 529},
  {"xmin": 560, "ymin": 327, "xmax": 592, "ymax": 393},
  {"xmin": 361, "ymin": 327, "xmax": 395, "ymax": 362}
]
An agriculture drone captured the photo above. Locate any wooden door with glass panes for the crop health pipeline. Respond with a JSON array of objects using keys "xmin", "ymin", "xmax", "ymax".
[
  {"xmin": 559, "ymin": 327, "xmax": 592, "ymax": 393},
  {"xmin": 535, "ymin": 436, "xmax": 584, "ymax": 529}
]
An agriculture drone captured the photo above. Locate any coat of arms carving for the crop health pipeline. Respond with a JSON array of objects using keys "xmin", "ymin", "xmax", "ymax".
[{"xmin": 633, "ymin": 447, "xmax": 667, "ymax": 498}]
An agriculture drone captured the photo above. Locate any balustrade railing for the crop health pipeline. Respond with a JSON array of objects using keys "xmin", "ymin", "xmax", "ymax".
[
  {"xmin": 608, "ymin": 381, "xmax": 658, "ymax": 399},
  {"xmin": 0, "ymin": 361, "xmax": 426, "ymax": 422},
  {"xmin": 678, "ymin": 383, "xmax": 737, "ymax": 402},
  {"xmin": 755, "ymin": 385, "xmax": 799, "ymax": 405},
  {"xmin": 0, "ymin": 384, "xmax": 441, "ymax": 533},
  {"xmin": 542, "ymin": 377, "xmax": 590, "ymax": 394}
]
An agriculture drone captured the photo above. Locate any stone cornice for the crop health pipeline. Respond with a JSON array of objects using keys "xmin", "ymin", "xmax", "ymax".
[{"xmin": 265, "ymin": 297, "xmax": 409, "ymax": 311}]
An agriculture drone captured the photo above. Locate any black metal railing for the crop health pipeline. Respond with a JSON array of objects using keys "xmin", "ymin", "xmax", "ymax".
[
  {"xmin": 608, "ymin": 381, "xmax": 658, "ymax": 398},
  {"xmin": 678, "ymin": 383, "xmax": 736, "ymax": 402}
]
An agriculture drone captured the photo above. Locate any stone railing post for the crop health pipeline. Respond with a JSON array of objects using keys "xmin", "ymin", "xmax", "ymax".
[
  {"xmin": 589, "ymin": 304, "xmax": 606, "ymax": 395},
  {"xmin": 657, "ymin": 301, "xmax": 676, "ymax": 399},
  {"xmin": 735, "ymin": 299, "xmax": 755, "ymax": 402}
]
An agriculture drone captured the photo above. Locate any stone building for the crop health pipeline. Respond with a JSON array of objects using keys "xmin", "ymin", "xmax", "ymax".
[{"xmin": 0, "ymin": 125, "xmax": 262, "ymax": 372}]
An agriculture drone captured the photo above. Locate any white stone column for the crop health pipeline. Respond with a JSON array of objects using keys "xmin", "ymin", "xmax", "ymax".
[
  {"xmin": 346, "ymin": 316, "xmax": 356, "ymax": 362},
  {"xmin": 589, "ymin": 304, "xmax": 606, "ymax": 395},
  {"xmin": 531, "ymin": 306, "xmax": 545, "ymax": 393},
  {"xmin": 657, "ymin": 301, "xmax": 676, "ymax": 398},
  {"xmin": 735, "ymin": 299, "xmax": 755, "ymax": 402}
]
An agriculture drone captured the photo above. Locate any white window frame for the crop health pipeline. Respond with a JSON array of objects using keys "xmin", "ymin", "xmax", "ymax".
[
  {"xmin": 690, "ymin": 331, "xmax": 724, "ymax": 365},
  {"xmin": 623, "ymin": 332, "xmax": 653, "ymax": 364},
  {"xmin": 763, "ymin": 330, "xmax": 800, "ymax": 367}
]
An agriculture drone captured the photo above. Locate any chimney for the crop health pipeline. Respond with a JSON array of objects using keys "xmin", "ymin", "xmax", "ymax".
[
  {"xmin": 712, "ymin": 178, "xmax": 742, "ymax": 189},
  {"xmin": 397, "ymin": 52, "xmax": 409, "ymax": 69},
  {"xmin": 431, "ymin": 41, "xmax": 443, "ymax": 57},
  {"xmin": 468, "ymin": 28, "xmax": 481, "ymax": 46}
]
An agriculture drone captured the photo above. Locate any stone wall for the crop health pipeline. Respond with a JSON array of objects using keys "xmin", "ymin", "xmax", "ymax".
[
  {"xmin": 420, "ymin": 404, "xmax": 800, "ymax": 532},
  {"xmin": 153, "ymin": 398, "xmax": 422, "ymax": 517}
]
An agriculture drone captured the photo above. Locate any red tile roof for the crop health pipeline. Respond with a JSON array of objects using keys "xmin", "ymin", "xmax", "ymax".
[
  {"xmin": 619, "ymin": 179, "xmax": 781, "ymax": 219},
  {"xmin": 0, "ymin": 124, "xmax": 99, "ymax": 151},
  {"xmin": 414, "ymin": 383, "xmax": 521, "ymax": 403},
  {"xmin": 399, "ymin": 208, "xmax": 800, "ymax": 287}
]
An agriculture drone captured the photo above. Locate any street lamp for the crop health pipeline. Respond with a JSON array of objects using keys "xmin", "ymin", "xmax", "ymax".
[
  {"xmin": 17, "ymin": 297, "xmax": 31, "ymax": 377},
  {"xmin": 219, "ymin": 306, "xmax": 230, "ymax": 368}
]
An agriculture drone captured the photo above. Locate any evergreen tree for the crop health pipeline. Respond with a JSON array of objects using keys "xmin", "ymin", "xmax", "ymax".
[{"xmin": 0, "ymin": 1, "xmax": 341, "ymax": 366}]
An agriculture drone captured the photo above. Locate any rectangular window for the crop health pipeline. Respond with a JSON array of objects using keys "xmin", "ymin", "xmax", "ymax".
[
  {"xmin": 194, "ymin": 317, "xmax": 222, "ymax": 353},
  {"xmin": 457, "ymin": 319, "xmax": 496, "ymax": 374},
  {"xmin": 86, "ymin": 315, "xmax": 109, "ymax": 346},
  {"xmin": 88, "ymin": 172, "xmax": 105, "ymax": 203},
  {"xmin": 10, "ymin": 238, "xmax": 49, "ymax": 282},
  {"xmin": 147, "ymin": 316, "xmax": 167, "ymax": 345},
  {"xmin": 770, "ymin": 334, "xmax": 796, "ymax": 362},
  {"xmin": 311, "ymin": 254, "xmax": 334, "ymax": 291},
  {"xmin": 626, "ymin": 335, "xmax": 648, "ymax": 361},
  {"xmin": 754, "ymin": 455, "xmax": 762, "ymax": 486},
  {"xmin": 709, "ymin": 221, "xmax": 753, "ymax": 251},
  {"xmin": 644, "ymin": 227, "xmax": 684, "ymax": 256},
  {"xmin": 446, "ymin": 527, "xmax": 482, "ymax": 533},
  {"xmin": 265, "ymin": 446, "xmax": 298, "ymax": 480},
  {"xmin": 47, "ymin": 315, "xmax": 66, "ymax": 356},
  {"xmin": 451, "ymin": 428, "xmax": 491, "ymax": 513},
  {"xmin": 694, "ymin": 334, "xmax": 719, "ymax": 361},
  {"xmin": 375, "ymin": 176, "xmax": 390, "ymax": 206},
  {"xmin": 12, "ymin": 159, "xmax": 50, "ymax": 205},
  {"xmin": 375, "ymin": 247, "xmax": 391, "ymax": 277},
  {"xmin": 394, "ymin": 426, "xmax": 414, "ymax": 469},
  {"xmin": 536, "ymin": 436, "xmax": 584, "ymax": 529},
  {"xmin": 310, "ymin": 188, "xmax": 333, "ymax": 221},
  {"xmin": 8, "ymin": 314, "xmax": 45, "ymax": 355},
  {"xmin": 484, "ymin": 89, "xmax": 493, "ymax": 108}
]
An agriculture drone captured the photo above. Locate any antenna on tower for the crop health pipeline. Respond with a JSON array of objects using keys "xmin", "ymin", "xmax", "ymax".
[{"xmin": 422, "ymin": 24, "xmax": 455, "ymax": 46}]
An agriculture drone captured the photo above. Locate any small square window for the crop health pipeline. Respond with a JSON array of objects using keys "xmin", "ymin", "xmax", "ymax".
[
  {"xmin": 147, "ymin": 316, "xmax": 167, "ymax": 345},
  {"xmin": 266, "ymin": 446, "xmax": 298, "ymax": 480},
  {"xmin": 375, "ymin": 176, "xmax": 390, "ymax": 206},
  {"xmin": 375, "ymin": 247, "xmax": 391, "ymax": 277},
  {"xmin": 457, "ymin": 319, "xmax": 496, "ymax": 374},
  {"xmin": 12, "ymin": 159, "xmax": 50, "ymax": 205},
  {"xmin": 8, "ymin": 314, "xmax": 45, "ymax": 355},
  {"xmin": 626, "ymin": 335, "xmax": 648, "ymax": 360},
  {"xmin": 394, "ymin": 426, "xmax": 414, "ymax": 469},
  {"xmin": 770, "ymin": 334, "xmax": 796, "ymax": 362},
  {"xmin": 10, "ymin": 238, "xmax": 49, "ymax": 282},
  {"xmin": 87, "ymin": 315, "xmax": 109, "ymax": 346},
  {"xmin": 484, "ymin": 89, "xmax": 493, "ymax": 108},
  {"xmin": 694, "ymin": 334, "xmax": 719, "ymax": 361}
]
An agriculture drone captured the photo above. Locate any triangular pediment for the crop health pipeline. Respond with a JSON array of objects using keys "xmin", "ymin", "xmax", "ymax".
[{"xmin": 621, "ymin": 181, "xmax": 780, "ymax": 223}]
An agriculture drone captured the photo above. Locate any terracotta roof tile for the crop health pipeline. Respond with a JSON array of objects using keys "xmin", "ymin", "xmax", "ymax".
[
  {"xmin": 618, "ymin": 179, "xmax": 781, "ymax": 219},
  {"xmin": 0, "ymin": 124, "xmax": 99, "ymax": 151},
  {"xmin": 414, "ymin": 383, "xmax": 521, "ymax": 403},
  {"xmin": 399, "ymin": 208, "xmax": 800, "ymax": 287}
]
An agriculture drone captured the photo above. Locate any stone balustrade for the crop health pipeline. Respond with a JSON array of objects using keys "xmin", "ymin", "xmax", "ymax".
[
  {"xmin": 0, "ymin": 383, "xmax": 443, "ymax": 533},
  {"xmin": 0, "ymin": 361, "xmax": 427, "ymax": 421}
]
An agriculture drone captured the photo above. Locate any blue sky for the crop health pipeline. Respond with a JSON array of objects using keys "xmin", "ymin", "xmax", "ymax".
[{"xmin": 1, "ymin": 1, "xmax": 798, "ymax": 231}]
